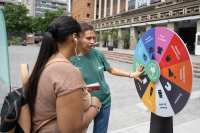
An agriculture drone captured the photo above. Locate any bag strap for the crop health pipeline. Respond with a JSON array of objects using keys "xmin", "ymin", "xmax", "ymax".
[
  {"xmin": 44, "ymin": 58, "xmax": 70, "ymax": 68},
  {"xmin": 21, "ymin": 63, "xmax": 29, "ymax": 96},
  {"xmin": 20, "ymin": 58, "xmax": 70, "ymax": 93},
  {"xmin": 34, "ymin": 115, "xmax": 57, "ymax": 133},
  {"xmin": 34, "ymin": 58, "xmax": 70, "ymax": 133}
]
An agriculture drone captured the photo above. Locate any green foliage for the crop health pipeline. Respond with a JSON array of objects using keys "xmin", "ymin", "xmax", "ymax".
[
  {"xmin": 120, "ymin": 29, "xmax": 133, "ymax": 47},
  {"xmin": 2, "ymin": 3, "xmax": 32, "ymax": 34},
  {"xmin": 100, "ymin": 32, "xmax": 108, "ymax": 44},
  {"xmin": 102, "ymin": 25, "xmax": 118, "ymax": 46},
  {"xmin": 96, "ymin": 33, "xmax": 100, "ymax": 41},
  {"xmin": 138, "ymin": 31, "xmax": 145, "ymax": 41},
  {"xmin": 10, "ymin": 36, "xmax": 23, "ymax": 45},
  {"xmin": 2, "ymin": 3, "xmax": 64, "ymax": 35},
  {"xmin": 113, "ymin": 33, "xmax": 120, "ymax": 46},
  {"xmin": 8, "ymin": 40, "xmax": 14, "ymax": 45},
  {"xmin": 31, "ymin": 16, "xmax": 45, "ymax": 35},
  {"xmin": 103, "ymin": 25, "xmax": 118, "ymax": 38},
  {"xmin": 32, "ymin": 8, "xmax": 64, "ymax": 35}
]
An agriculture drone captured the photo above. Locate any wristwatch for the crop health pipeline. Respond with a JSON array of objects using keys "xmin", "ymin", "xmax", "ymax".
[{"xmin": 90, "ymin": 105, "xmax": 100, "ymax": 113}]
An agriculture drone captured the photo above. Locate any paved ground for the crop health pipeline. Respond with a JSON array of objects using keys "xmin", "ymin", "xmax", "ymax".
[
  {"xmin": 97, "ymin": 47, "xmax": 200, "ymax": 63},
  {"xmin": 0, "ymin": 45, "xmax": 200, "ymax": 133}
]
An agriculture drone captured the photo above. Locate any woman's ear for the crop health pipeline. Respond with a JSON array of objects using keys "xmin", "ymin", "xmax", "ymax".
[{"xmin": 72, "ymin": 33, "xmax": 77, "ymax": 45}]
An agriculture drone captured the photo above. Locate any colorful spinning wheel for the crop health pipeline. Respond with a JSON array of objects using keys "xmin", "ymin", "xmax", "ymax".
[{"xmin": 133, "ymin": 27, "xmax": 193, "ymax": 117}]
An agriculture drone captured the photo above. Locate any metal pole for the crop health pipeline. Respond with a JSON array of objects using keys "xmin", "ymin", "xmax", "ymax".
[{"xmin": 150, "ymin": 112, "xmax": 173, "ymax": 133}]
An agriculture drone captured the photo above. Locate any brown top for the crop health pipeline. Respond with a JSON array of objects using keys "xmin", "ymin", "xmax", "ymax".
[{"xmin": 32, "ymin": 54, "xmax": 91, "ymax": 133}]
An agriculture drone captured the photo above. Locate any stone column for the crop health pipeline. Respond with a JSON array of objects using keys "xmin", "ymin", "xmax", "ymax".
[
  {"xmin": 108, "ymin": 34, "xmax": 113, "ymax": 46},
  {"xmin": 147, "ymin": 0, "xmax": 150, "ymax": 6},
  {"xmin": 146, "ymin": 25, "xmax": 155, "ymax": 31},
  {"xmin": 118, "ymin": 28, "xmax": 124, "ymax": 49},
  {"xmin": 167, "ymin": 22, "xmax": 178, "ymax": 34},
  {"xmin": 130, "ymin": 26, "xmax": 138, "ymax": 50},
  {"xmin": 104, "ymin": 0, "xmax": 107, "ymax": 17},
  {"xmin": 161, "ymin": 0, "xmax": 166, "ymax": 2},
  {"xmin": 197, "ymin": 19, "xmax": 200, "ymax": 32},
  {"xmin": 100, "ymin": 30, "xmax": 104, "ymax": 47},
  {"xmin": 125, "ymin": 0, "xmax": 128, "ymax": 11},
  {"xmin": 110, "ymin": 0, "xmax": 113, "ymax": 16},
  {"xmin": 117, "ymin": 0, "xmax": 120, "ymax": 14},
  {"xmin": 94, "ymin": 0, "xmax": 97, "ymax": 20},
  {"xmin": 99, "ymin": 0, "xmax": 102, "ymax": 19},
  {"xmin": 135, "ymin": 0, "xmax": 138, "ymax": 9}
]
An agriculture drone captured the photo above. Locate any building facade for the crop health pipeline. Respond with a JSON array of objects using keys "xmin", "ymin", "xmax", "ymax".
[
  {"xmin": 0, "ymin": 0, "xmax": 70, "ymax": 17},
  {"xmin": 35, "ymin": 0, "xmax": 69, "ymax": 16},
  {"xmin": 72, "ymin": 0, "xmax": 95, "ymax": 23},
  {"xmin": 0, "ymin": 0, "xmax": 35, "ymax": 16},
  {"xmin": 92, "ymin": 0, "xmax": 200, "ymax": 54}
]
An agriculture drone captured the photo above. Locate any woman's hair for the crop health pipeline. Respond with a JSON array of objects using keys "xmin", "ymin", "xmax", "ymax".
[
  {"xmin": 80, "ymin": 22, "xmax": 95, "ymax": 34},
  {"xmin": 25, "ymin": 16, "xmax": 82, "ymax": 115}
]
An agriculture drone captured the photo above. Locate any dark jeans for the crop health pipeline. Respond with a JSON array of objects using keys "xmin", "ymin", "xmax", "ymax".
[{"xmin": 93, "ymin": 105, "xmax": 111, "ymax": 133}]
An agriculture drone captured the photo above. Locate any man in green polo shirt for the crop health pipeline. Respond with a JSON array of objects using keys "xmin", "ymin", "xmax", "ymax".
[{"xmin": 70, "ymin": 23, "xmax": 144, "ymax": 133}]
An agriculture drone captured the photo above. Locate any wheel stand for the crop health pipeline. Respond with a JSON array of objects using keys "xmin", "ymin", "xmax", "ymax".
[{"xmin": 150, "ymin": 112, "xmax": 173, "ymax": 133}]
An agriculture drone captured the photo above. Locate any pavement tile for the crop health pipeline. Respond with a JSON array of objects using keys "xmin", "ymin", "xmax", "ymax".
[{"xmin": 175, "ymin": 118, "xmax": 200, "ymax": 133}]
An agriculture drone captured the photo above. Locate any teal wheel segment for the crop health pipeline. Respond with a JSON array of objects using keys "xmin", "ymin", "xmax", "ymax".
[{"xmin": 134, "ymin": 38, "xmax": 151, "ymax": 65}]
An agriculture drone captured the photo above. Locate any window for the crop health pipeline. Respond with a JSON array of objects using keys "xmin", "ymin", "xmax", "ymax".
[
  {"xmin": 114, "ymin": 0, "xmax": 117, "ymax": 5},
  {"xmin": 97, "ymin": 5, "xmax": 99, "ymax": 9},
  {"xmin": 198, "ymin": 36, "xmax": 200, "ymax": 45},
  {"xmin": 87, "ymin": 3, "xmax": 90, "ymax": 7},
  {"xmin": 96, "ymin": 15, "xmax": 98, "ymax": 19},
  {"xmin": 128, "ymin": 0, "xmax": 135, "ymax": 10},
  {"xmin": 87, "ymin": 14, "xmax": 90, "ymax": 18},
  {"xmin": 26, "ymin": 0, "xmax": 30, "ymax": 4},
  {"xmin": 78, "ymin": 15, "xmax": 80, "ymax": 19},
  {"xmin": 75, "ymin": 16, "xmax": 76, "ymax": 19},
  {"xmin": 107, "ymin": 0, "xmax": 109, "ymax": 8}
]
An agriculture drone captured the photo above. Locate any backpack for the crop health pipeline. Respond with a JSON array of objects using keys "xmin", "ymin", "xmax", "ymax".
[{"xmin": 0, "ymin": 58, "xmax": 69, "ymax": 133}]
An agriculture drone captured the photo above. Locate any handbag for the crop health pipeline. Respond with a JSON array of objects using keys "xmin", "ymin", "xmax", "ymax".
[{"xmin": 0, "ymin": 58, "xmax": 69, "ymax": 133}]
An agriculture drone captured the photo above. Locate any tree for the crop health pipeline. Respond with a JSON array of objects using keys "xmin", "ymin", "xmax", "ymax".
[
  {"xmin": 137, "ymin": 31, "xmax": 145, "ymax": 41},
  {"xmin": 2, "ymin": 3, "xmax": 32, "ymax": 34},
  {"xmin": 103, "ymin": 25, "xmax": 118, "ymax": 46},
  {"xmin": 100, "ymin": 33, "xmax": 108, "ymax": 46},
  {"xmin": 31, "ymin": 16, "xmax": 45, "ymax": 35},
  {"xmin": 32, "ymin": 8, "xmax": 64, "ymax": 35},
  {"xmin": 120, "ymin": 29, "xmax": 133, "ymax": 47}
]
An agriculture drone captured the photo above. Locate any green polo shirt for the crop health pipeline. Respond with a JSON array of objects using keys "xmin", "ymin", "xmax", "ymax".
[{"xmin": 70, "ymin": 48, "xmax": 111, "ymax": 109}]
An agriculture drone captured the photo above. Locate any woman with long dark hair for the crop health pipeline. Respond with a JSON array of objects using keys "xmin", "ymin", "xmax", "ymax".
[
  {"xmin": 25, "ymin": 16, "xmax": 101, "ymax": 133},
  {"xmin": 70, "ymin": 23, "xmax": 144, "ymax": 133}
]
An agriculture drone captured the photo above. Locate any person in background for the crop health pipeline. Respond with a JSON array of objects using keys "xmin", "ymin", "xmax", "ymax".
[
  {"xmin": 106, "ymin": 39, "xmax": 109, "ymax": 47},
  {"xmin": 25, "ymin": 16, "xmax": 101, "ymax": 133},
  {"xmin": 70, "ymin": 23, "xmax": 144, "ymax": 133}
]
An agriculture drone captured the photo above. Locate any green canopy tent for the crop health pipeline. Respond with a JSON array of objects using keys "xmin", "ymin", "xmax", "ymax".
[{"xmin": 0, "ymin": 9, "xmax": 11, "ymax": 91}]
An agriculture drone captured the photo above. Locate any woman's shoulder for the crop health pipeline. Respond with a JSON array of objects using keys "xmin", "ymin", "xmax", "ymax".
[{"xmin": 45, "ymin": 61, "xmax": 81, "ymax": 76}]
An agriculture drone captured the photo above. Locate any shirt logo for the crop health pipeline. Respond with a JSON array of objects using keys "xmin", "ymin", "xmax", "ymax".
[
  {"xmin": 98, "ymin": 66, "xmax": 104, "ymax": 70},
  {"xmin": 76, "ymin": 67, "xmax": 82, "ymax": 69}
]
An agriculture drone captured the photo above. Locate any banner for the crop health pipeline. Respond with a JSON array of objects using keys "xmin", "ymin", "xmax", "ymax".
[
  {"xmin": 128, "ymin": 0, "xmax": 135, "ymax": 10},
  {"xmin": 150, "ymin": 0, "xmax": 161, "ymax": 4},
  {"xmin": 138, "ymin": 0, "xmax": 147, "ymax": 7},
  {"xmin": 0, "ymin": 9, "xmax": 11, "ymax": 86}
]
